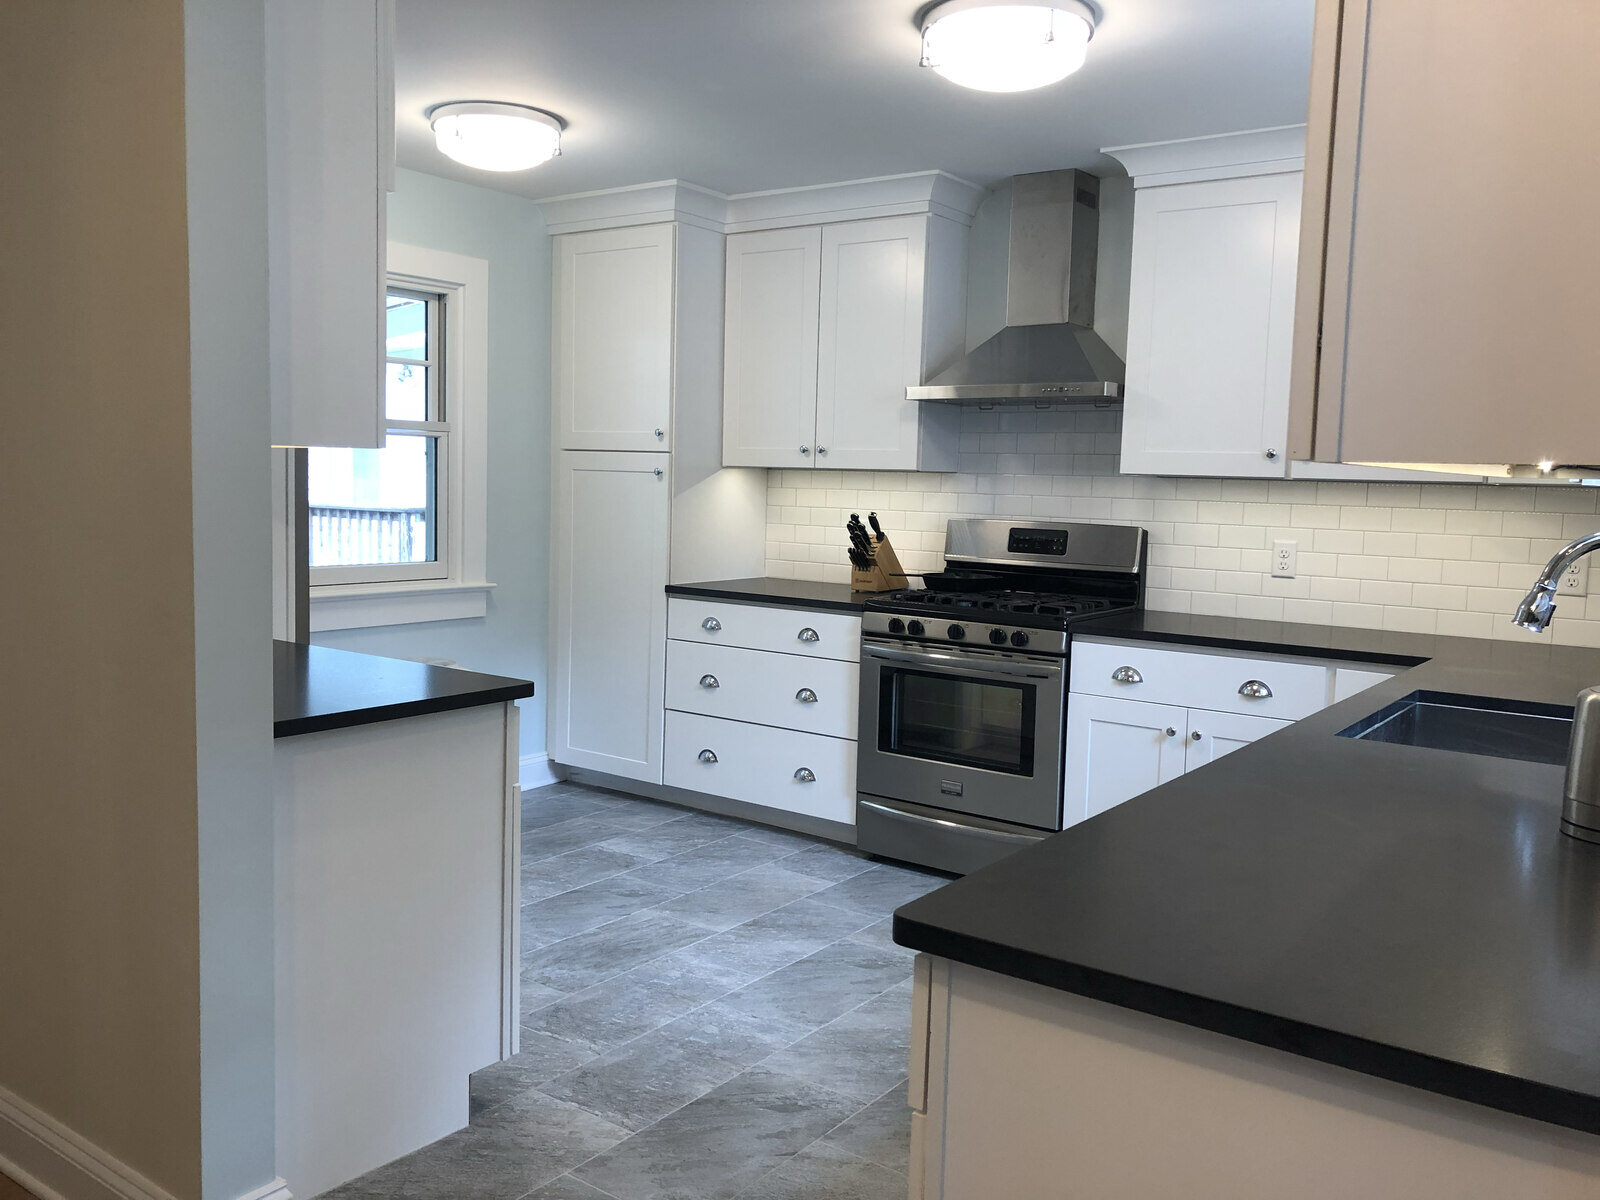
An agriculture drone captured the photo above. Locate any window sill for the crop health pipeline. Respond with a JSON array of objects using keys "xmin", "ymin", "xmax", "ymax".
[{"xmin": 309, "ymin": 580, "xmax": 495, "ymax": 631}]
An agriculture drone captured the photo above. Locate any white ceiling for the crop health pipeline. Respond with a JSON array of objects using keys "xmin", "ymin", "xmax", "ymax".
[{"xmin": 394, "ymin": 0, "xmax": 1314, "ymax": 201}]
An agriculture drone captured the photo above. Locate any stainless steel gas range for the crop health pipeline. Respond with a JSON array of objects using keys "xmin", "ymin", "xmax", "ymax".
[{"xmin": 856, "ymin": 519, "xmax": 1147, "ymax": 875}]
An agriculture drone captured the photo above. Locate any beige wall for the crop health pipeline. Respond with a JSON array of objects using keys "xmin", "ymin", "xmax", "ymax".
[{"xmin": 0, "ymin": 3, "xmax": 202, "ymax": 1197}]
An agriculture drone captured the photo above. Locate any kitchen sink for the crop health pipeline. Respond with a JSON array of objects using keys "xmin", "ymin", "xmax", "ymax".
[{"xmin": 1337, "ymin": 691, "xmax": 1575, "ymax": 766}]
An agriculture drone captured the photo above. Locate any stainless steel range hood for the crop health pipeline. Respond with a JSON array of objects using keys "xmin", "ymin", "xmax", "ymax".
[{"xmin": 908, "ymin": 169, "xmax": 1125, "ymax": 405}]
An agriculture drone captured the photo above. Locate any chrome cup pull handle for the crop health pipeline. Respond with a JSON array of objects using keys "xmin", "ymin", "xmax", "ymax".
[
  {"xmin": 699, "ymin": 674, "xmax": 720, "ymax": 689},
  {"xmin": 797, "ymin": 627, "xmax": 820, "ymax": 643},
  {"xmin": 1111, "ymin": 665, "xmax": 1143, "ymax": 685},
  {"xmin": 698, "ymin": 749, "xmax": 718, "ymax": 764},
  {"xmin": 795, "ymin": 687, "xmax": 818, "ymax": 703},
  {"xmin": 1238, "ymin": 680, "xmax": 1273, "ymax": 700},
  {"xmin": 701, "ymin": 616, "xmax": 721, "ymax": 632},
  {"xmin": 793, "ymin": 767, "xmax": 816, "ymax": 783}
]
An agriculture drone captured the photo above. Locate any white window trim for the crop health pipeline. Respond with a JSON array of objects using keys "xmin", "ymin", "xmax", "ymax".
[{"xmin": 307, "ymin": 242, "xmax": 493, "ymax": 630}]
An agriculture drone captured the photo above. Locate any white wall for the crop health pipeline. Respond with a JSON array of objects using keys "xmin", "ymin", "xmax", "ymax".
[
  {"xmin": 765, "ymin": 408, "xmax": 1600, "ymax": 648},
  {"xmin": 314, "ymin": 169, "xmax": 554, "ymax": 773}
]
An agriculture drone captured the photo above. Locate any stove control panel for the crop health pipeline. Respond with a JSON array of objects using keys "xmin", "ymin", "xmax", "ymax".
[{"xmin": 861, "ymin": 611, "xmax": 1069, "ymax": 656}]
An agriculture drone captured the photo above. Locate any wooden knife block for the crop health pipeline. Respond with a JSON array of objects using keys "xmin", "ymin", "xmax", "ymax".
[{"xmin": 851, "ymin": 535, "xmax": 909, "ymax": 592}]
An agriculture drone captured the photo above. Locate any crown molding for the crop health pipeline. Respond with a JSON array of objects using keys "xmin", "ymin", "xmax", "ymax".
[
  {"xmin": 1103, "ymin": 125, "xmax": 1307, "ymax": 187},
  {"xmin": 537, "ymin": 170, "xmax": 988, "ymax": 235}
]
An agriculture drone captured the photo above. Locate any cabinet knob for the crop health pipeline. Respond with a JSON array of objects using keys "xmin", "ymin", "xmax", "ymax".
[
  {"xmin": 701, "ymin": 616, "xmax": 721, "ymax": 632},
  {"xmin": 699, "ymin": 674, "xmax": 720, "ymax": 689},
  {"xmin": 653, "ymin": 467, "xmax": 663, "ymax": 479},
  {"xmin": 793, "ymin": 767, "xmax": 816, "ymax": 783},
  {"xmin": 797, "ymin": 627, "xmax": 820, "ymax": 643},
  {"xmin": 654, "ymin": 427, "xmax": 664, "ymax": 439},
  {"xmin": 1238, "ymin": 679, "xmax": 1273, "ymax": 700},
  {"xmin": 1191, "ymin": 730, "xmax": 1203, "ymax": 742},
  {"xmin": 1111, "ymin": 665, "xmax": 1143, "ymax": 685},
  {"xmin": 1165, "ymin": 727, "xmax": 1178, "ymax": 738},
  {"xmin": 795, "ymin": 687, "xmax": 818, "ymax": 703},
  {"xmin": 799, "ymin": 445, "xmax": 811, "ymax": 456},
  {"xmin": 698, "ymin": 748, "xmax": 718, "ymax": 764},
  {"xmin": 1265, "ymin": 448, "xmax": 1279, "ymax": 461},
  {"xmin": 816, "ymin": 446, "xmax": 827, "ymax": 456}
]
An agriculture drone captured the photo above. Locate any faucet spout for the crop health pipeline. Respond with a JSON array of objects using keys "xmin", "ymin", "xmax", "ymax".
[{"xmin": 1515, "ymin": 529, "xmax": 1600, "ymax": 632}]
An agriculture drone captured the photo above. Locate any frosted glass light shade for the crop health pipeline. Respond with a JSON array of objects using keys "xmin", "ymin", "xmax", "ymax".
[
  {"xmin": 429, "ymin": 102, "xmax": 563, "ymax": 172},
  {"xmin": 920, "ymin": 0, "xmax": 1095, "ymax": 93}
]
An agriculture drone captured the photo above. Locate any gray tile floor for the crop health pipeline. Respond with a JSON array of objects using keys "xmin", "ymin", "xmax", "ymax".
[{"xmin": 320, "ymin": 782, "xmax": 949, "ymax": 1200}]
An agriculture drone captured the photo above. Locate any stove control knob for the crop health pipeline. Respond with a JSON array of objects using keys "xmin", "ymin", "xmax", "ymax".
[
  {"xmin": 1010, "ymin": 631, "xmax": 1031, "ymax": 648},
  {"xmin": 947, "ymin": 624, "xmax": 966, "ymax": 641},
  {"xmin": 988, "ymin": 629, "xmax": 1008, "ymax": 645},
  {"xmin": 907, "ymin": 620, "xmax": 925, "ymax": 637},
  {"xmin": 887, "ymin": 617, "xmax": 905, "ymax": 635}
]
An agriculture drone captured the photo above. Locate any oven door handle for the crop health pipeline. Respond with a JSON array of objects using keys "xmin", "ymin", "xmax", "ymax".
[{"xmin": 862, "ymin": 644, "xmax": 1061, "ymax": 680}]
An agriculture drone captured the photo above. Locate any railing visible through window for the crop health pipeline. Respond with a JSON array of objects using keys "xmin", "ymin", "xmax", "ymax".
[{"xmin": 310, "ymin": 506, "xmax": 429, "ymax": 565}]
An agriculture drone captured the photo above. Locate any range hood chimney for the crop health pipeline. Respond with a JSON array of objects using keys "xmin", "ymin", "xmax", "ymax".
[{"xmin": 908, "ymin": 169, "xmax": 1125, "ymax": 404}]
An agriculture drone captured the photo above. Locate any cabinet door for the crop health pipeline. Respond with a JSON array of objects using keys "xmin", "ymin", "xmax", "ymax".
[
  {"xmin": 722, "ymin": 227, "xmax": 822, "ymax": 468},
  {"xmin": 815, "ymin": 216, "xmax": 930, "ymax": 472},
  {"xmin": 1299, "ymin": 0, "xmax": 1600, "ymax": 467},
  {"xmin": 1183, "ymin": 710, "xmax": 1291, "ymax": 770},
  {"xmin": 549, "ymin": 451, "xmax": 671, "ymax": 781},
  {"xmin": 1121, "ymin": 173, "xmax": 1301, "ymax": 477},
  {"xmin": 266, "ymin": 0, "xmax": 393, "ymax": 449},
  {"xmin": 1064, "ymin": 694, "xmax": 1189, "ymax": 826},
  {"xmin": 554, "ymin": 225, "xmax": 676, "ymax": 452}
]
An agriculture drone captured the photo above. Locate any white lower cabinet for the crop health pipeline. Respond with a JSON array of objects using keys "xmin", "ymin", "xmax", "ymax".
[
  {"xmin": 1064, "ymin": 694, "xmax": 1190, "ymax": 821},
  {"xmin": 549, "ymin": 451, "xmax": 672, "ymax": 782},
  {"xmin": 664, "ymin": 711, "xmax": 856, "ymax": 826},
  {"xmin": 1184, "ymin": 709, "xmax": 1293, "ymax": 769},
  {"xmin": 665, "ymin": 641, "xmax": 858, "ymax": 740}
]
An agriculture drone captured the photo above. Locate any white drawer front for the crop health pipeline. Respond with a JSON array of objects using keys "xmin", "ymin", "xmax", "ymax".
[
  {"xmin": 666, "ymin": 641, "xmax": 859, "ymax": 739},
  {"xmin": 1072, "ymin": 639, "xmax": 1331, "ymax": 721},
  {"xmin": 667, "ymin": 598, "xmax": 860, "ymax": 661},
  {"xmin": 664, "ymin": 712, "xmax": 856, "ymax": 826}
]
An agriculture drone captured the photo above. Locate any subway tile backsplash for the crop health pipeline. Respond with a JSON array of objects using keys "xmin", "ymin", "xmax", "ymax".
[{"xmin": 765, "ymin": 408, "xmax": 1600, "ymax": 647}]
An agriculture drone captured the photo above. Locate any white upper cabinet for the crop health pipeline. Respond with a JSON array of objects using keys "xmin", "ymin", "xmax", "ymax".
[
  {"xmin": 266, "ymin": 0, "xmax": 395, "ymax": 449},
  {"xmin": 1291, "ymin": 0, "xmax": 1600, "ymax": 471},
  {"xmin": 1119, "ymin": 171, "xmax": 1302, "ymax": 477},
  {"xmin": 554, "ymin": 224, "xmax": 677, "ymax": 452},
  {"xmin": 722, "ymin": 227, "xmax": 821, "ymax": 466},
  {"xmin": 723, "ymin": 213, "xmax": 963, "ymax": 472},
  {"xmin": 1108, "ymin": 129, "xmax": 1304, "ymax": 478}
]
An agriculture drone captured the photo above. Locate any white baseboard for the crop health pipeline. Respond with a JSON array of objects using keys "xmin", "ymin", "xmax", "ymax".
[
  {"xmin": 519, "ymin": 752, "xmax": 564, "ymax": 791},
  {"xmin": 233, "ymin": 1179, "xmax": 292, "ymax": 1200},
  {"xmin": 0, "ymin": 1081, "xmax": 180, "ymax": 1200}
]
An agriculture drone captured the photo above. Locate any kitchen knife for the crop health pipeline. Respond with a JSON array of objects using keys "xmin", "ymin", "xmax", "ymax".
[
  {"xmin": 868, "ymin": 512, "xmax": 884, "ymax": 542},
  {"xmin": 848, "ymin": 547, "xmax": 871, "ymax": 570},
  {"xmin": 850, "ymin": 529, "xmax": 875, "ymax": 558},
  {"xmin": 848, "ymin": 513, "xmax": 869, "ymax": 542}
]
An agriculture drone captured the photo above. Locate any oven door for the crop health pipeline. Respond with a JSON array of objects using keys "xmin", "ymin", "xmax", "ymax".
[{"xmin": 857, "ymin": 639, "xmax": 1065, "ymax": 830}]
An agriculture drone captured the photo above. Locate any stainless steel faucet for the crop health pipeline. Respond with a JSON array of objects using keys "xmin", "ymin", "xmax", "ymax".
[{"xmin": 1515, "ymin": 531, "xmax": 1600, "ymax": 842}]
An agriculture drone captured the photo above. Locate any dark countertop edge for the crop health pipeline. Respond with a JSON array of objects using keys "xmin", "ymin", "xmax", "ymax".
[
  {"xmin": 665, "ymin": 579, "xmax": 868, "ymax": 614},
  {"xmin": 274, "ymin": 681, "xmax": 535, "ymax": 739},
  {"xmin": 894, "ymin": 915, "xmax": 1600, "ymax": 1136},
  {"xmin": 1068, "ymin": 610, "xmax": 1448, "ymax": 668},
  {"xmin": 1072, "ymin": 623, "xmax": 1431, "ymax": 667}
]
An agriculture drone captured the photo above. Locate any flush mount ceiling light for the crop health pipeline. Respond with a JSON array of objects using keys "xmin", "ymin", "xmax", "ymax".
[
  {"xmin": 919, "ymin": 0, "xmax": 1096, "ymax": 93},
  {"xmin": 428, "ymin": 101, "xmax": 564, "ymax": 172}
]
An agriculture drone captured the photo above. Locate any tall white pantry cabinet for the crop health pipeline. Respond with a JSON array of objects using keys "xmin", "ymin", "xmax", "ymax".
[{"xmin": 546, "ymin": 202, "xmax": 765, "ymax": 783}]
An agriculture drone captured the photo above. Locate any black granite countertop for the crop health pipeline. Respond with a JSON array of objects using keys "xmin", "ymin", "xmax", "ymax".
[
  {"xmin": 894, "ymin": 619, "xmax": 1600, "ymax": 1135},
  {"xmin": 665, "ymin": 577, "xmax": 872, "ymax": 613},
  {"xmin": 274, "ymin": 641, "xmax": 535, "ymax": 738}
]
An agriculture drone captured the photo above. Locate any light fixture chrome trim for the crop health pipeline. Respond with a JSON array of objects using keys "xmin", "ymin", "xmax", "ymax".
[{"xmin": 426, "ymin": 101, "xmax": 566, "ymax": 172}]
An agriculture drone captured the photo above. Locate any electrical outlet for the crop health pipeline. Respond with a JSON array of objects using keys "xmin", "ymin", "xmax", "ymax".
[
  {"xmin": 1561, "ymin": 558, "xmax": 1589, "ymax": 596},
  {"xmin": 1271, "ymin": 539, "xmax": 1298, "ymax": 579}
]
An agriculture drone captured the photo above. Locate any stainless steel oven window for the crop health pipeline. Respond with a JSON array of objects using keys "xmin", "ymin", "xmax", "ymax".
[{"xmin": 877, "ymin": 666, "xmax": 1037, "ymax": 775}]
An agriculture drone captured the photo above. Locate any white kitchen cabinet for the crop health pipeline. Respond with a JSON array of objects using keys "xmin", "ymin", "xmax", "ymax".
[
  {"xmin": 722, "ymin": 214, "xmax": 963, "ymax": 472},
  {"xmin": 553, "ymin": 224, "xmax": 677, "ymax": 451},
  {"xmin": 664, "ymin": 711, "xmax": 856, "ymax": 827},
  {"xmin": 266, "ymin": 0, "xmax": 395, "ymax": 449},
  {"xmin": 549, "ymin": 452, "xmax": 672, "ymax": 782},
  {"xmin": 666, "ymin": 596, "xmax": 860, "ymax": 661},
  {"xmin": 1118, "ymin": 170, "xmax": 1302, "ymax": 477},
  {"xmin": 1071, "ymin": 638, "xmax": 1332, "ymax": 723},
  {"xmin": 1332, "ymin": 666, "xmax": 1397, "ymax": 704},
  {"xmin": 1064, "ymin": 694, "xmax": 1190, "ymax": 822},
  {"xmin": 1291, "ymin": 0, "xmax": 1600, "ymax": 470},
  {"xmin": 665, "ymin": 641, "xmax": 859, "ymax": 740},
  {"xmin": 722, "ymin": 227, "xmax": 822, "ymax": 466},
  {"xmin": 1183, "ymin": 710, "xmax": 1293, "ymax": 769}
]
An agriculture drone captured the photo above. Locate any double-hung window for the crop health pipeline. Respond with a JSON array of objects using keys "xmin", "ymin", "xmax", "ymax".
[{"xmin": 308, "ymin": 287, "xmax": 450, "ymax": 583}]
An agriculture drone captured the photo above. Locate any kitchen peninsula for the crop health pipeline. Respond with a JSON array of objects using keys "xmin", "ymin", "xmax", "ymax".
[
  {"xmin": 896, "ymin": 616, "xmax": 1600, "ymax": 1198},
  {"xmin": 272, "ymin": 642, "xmax": 534, "ymax": 1198}
]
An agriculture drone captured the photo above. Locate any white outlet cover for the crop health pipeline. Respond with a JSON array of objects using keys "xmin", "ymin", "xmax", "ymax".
[
  {"xmin": 1271, "ymin": 539, "xmax": 1298, "ymax": 580},
  {"xmin": 1561, "ymin": 558, "xmax": 1589, "ymax": 596}
]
